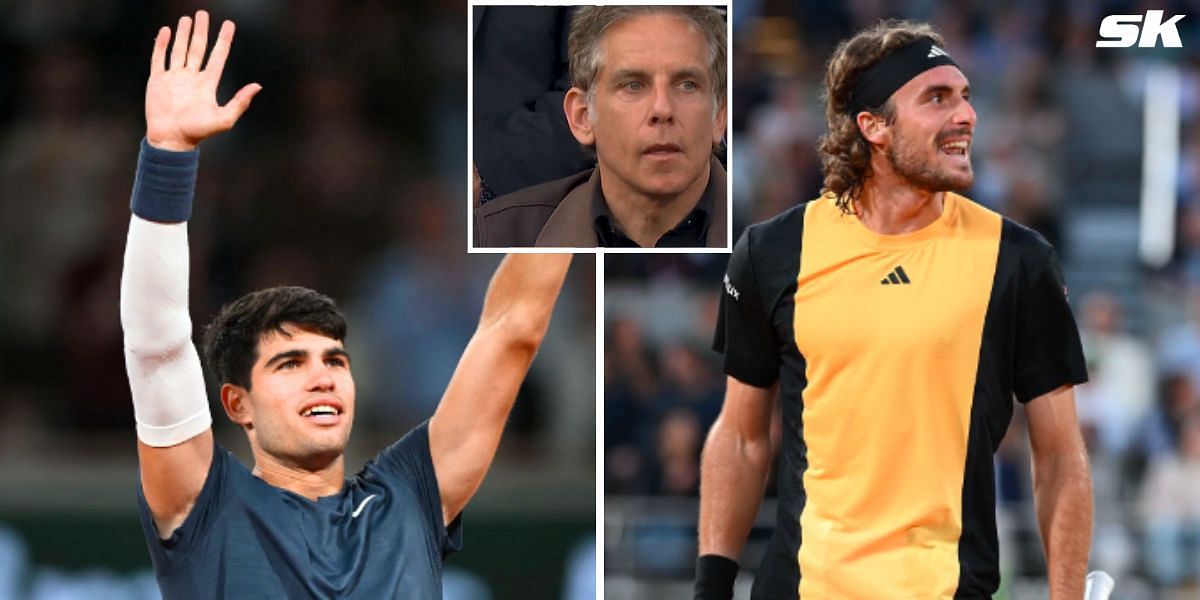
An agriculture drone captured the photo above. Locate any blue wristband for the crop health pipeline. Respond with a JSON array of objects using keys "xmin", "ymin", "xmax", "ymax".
[{"xmin": 130, "ymin": 138, "xmax": 200, "ymax": 223}]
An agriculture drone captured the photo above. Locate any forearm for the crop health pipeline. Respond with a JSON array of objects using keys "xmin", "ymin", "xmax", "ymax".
[
  {"xmin": 1033, "ymin": 450, "xmax": 1093, "ymax": 599},
  {"xmin": 698, "ymin": 416, "xmax": 773, "ymax": 558},
  {"xmin": 121, "ymin": 140, "xmax": 210, "ymax": 446},
  {"xmin": 477, "ymin": 253, "xmax": 572, "ymax": 348},
  {"xmin": 429, "ymin": 253, "xmax": 571, "ymax": 521}
]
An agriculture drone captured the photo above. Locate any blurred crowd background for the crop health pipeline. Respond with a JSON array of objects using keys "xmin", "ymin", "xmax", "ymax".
[
  {"xmin": 0, "ymin": 2, "xmax": 595, "ymax": 599},
  {"xmin": 605, "ymin": 0, "xmax": 1200, "ymax": 598}
]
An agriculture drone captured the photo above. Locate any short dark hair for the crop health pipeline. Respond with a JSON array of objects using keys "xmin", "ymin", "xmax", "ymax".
[{"xmin": 202, "ymin": 286, "xmax": 347, "ymax": 390}]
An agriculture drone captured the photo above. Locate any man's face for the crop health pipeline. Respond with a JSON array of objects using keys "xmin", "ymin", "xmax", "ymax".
[
  {"xmin": 879, "ymin": 65, "xmax": 976, "ymax": 192},
  {"xmin": 235, "ymin": 324, "xmax": 355, "ymax": 470},
  {"xmin": 576, "ymin": 14, "xmax": 726, "ymax": 199}
]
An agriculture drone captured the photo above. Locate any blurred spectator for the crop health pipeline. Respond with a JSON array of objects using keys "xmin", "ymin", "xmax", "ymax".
[
  {"xmin": 653, "ymin": 408, "xmax": 702, "ymax": 496},
  {"xmin": 1076, "ymin": 291, "xmax": 1155, "ymax": 457},
  {"xmin": 1139, "ymin": 414, "xmax": 1200, "ymax": 588},
  {"xmin": 1137, "ymin": 373, "xmax": 1200, "ymax": 462},
  {"xmin": 1159, "ymin": 288, "xmax": 1200, "ymax": 389}
]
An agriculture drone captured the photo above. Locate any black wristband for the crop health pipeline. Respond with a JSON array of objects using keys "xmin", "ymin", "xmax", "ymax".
[
  {"xmin": 694, "ymin": 554, "xmax": 739, "ymax": 600},
  {"xmin": 130, "ymin": 138, "xmax": 200, "ymax": 223}
]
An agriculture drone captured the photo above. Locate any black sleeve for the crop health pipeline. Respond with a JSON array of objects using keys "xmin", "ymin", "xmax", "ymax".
[
  {"xmin": 713, "ymin": 225, "xmax": 780, "ymax": 387},
  {"xmin": 1012, "ymin": 247, "xmax": 1089, "ymax": 402},
  {"xmin": 375, "ymin": 421, "xmax": 464, "ymax": 556}
]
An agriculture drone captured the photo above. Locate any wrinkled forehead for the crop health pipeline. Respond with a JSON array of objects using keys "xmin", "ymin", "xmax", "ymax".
[{"xmin": 596, "ymin": 13, "xmax": 710, "ymax": 77}]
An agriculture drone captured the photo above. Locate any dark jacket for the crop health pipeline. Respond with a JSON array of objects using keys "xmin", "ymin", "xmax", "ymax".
[{"xmin": 473, "ymin": 158, "xmax": 728, "ymax": 248}]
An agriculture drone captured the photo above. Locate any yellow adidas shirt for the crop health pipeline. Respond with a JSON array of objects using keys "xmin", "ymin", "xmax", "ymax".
[{"xmin": 714, "ymin": 193, "xmax": 1087, "ymax": 599}]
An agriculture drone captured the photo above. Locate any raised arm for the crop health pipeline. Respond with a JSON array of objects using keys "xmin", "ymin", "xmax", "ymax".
[
  {"xmin": 695, "ymin": 377, "xmax": 776, "ymax": 599},
  {"xmin": 428, "ymin": 254, "xmax": 571, "ymax": 524},
  {"xmin": 124, "ymin": 10, "xmax": 259, "ymax": 539},
  {"xmin": 1026, "ymin": 385, "xmax": 1093, "ymax": 599}
]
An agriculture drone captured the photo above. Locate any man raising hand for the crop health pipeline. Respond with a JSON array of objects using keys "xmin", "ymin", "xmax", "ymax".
[{"xmin": 124, "ymin": 11, "xmax": 572, "ymax": 598}]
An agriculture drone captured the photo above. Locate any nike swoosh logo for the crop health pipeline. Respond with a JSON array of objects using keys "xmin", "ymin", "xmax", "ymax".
[{"xmin": 352, "ymin": 494, "xmax": 377, "ymax": 518}]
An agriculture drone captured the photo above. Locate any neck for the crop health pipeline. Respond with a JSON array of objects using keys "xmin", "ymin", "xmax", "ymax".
[
  {"xmin": 251, "ymin": 449, "xmax": 345, "ymax": 500},
  {"xmin": 855, "ymin": 158, "xmax": 945, "ymax": 235},
  {"xmin": 598, "ymin": 159, "xmax": 710, "ymax": 248}
]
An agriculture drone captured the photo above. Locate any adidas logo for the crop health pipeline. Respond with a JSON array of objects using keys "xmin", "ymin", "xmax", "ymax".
[
  {"xmin": 880, "ymin": 265, "xmax": 912, "ymax": 285},
  {"xmin": 927, "ymin": 45, "xmax": 949, "ymax": 59}
]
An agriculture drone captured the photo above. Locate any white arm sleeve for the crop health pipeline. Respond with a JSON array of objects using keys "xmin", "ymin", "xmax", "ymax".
[{"xmin": 120, "ymin": 215, "xmax": 211, "ymax": 447}]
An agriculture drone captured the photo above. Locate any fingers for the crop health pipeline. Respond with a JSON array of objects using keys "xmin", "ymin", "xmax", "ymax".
[
  {"xmin": 186, "ymin": 10, "xmax": 210, "ymax": 70},
  {"xmin": 204, "ymin": 20, "xmax": 235, "ymax": 79},
  {"xmin": 169, "ymin": 15, "xmax": 191, "ymax": 70},
  {"xmin": 150, "ymin": 26, "xmax": 169, "ymax": 75},
  {"xmin": 220, "ymin": 83, "xmax": 262, "ymax": 128}
]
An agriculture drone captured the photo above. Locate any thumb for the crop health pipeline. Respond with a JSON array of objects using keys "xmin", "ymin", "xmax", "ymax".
[{"xmin": 220, "ymin": 83, "xmax": 262, "ymax": 128}]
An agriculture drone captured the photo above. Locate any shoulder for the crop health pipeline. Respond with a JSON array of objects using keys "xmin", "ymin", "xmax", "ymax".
[
  {"xmin": 474, "ymin": 170, "xmax": 593, "ymax": 247},
  {"xmin": 734, "ymin": 200, "xmax": 812, "ymax": 267},
  {"xmin": 952, "ymin": 193, "xmax": 1051, "ymax": 253},
  {"xmin": 742, "ymin": 201, "xmax": 809, "ymax": 245},
  {"xmin": 998, "ymin": 215, "xmax": 1057, "ymax": 276},
  {"xmin": 953, "ymin": 193, "xmax": 1056, "ymax": 267}
]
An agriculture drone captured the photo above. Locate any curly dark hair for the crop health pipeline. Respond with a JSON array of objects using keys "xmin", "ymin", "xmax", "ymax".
[
  {"xmin": 818, "ymin": 20, "xmax": 945, "ymax": 214},
  {"xmin": 201, "ymin": 286, "xmax": 347, "ymax": 390}
]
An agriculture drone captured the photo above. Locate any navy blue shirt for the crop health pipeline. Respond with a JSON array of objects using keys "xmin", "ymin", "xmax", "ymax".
[{"xmin": 137, "ymin": 422, "xmax": 462, "ymax": 599}]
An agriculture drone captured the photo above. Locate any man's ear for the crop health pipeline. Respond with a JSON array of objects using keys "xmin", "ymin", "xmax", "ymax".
[
  {"xmin": 856, "ymin": 110, "xmax": 890, "ymax": 146},
  {"xmin": 220, "ymin": 383, "xmax": 253, "ymax": 430},
  {"xmin": 563, "ymin": 87, "xmax": 596, "ymax": 146},
  {"xmin": 712, "ymin": 100, "xmax": 727, "ymax": 148}
]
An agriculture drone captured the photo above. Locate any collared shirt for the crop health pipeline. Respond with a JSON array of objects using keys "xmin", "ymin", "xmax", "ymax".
[{"xmin": 591, "ymin": 178, "xmax": 714, "ymax": 248}]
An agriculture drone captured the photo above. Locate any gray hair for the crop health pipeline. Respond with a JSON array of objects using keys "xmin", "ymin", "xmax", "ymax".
[{"xmin": 568, "ymin": 6, "xmax": 726, "ymax": 113}]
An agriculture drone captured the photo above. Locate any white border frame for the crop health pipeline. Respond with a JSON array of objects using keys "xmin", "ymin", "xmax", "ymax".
[{"xmin": 466, "ymin": 1, "xmax": 734, "ymax": 254}]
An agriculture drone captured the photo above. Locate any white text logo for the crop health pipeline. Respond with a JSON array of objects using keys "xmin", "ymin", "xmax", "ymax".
[
  {"xmin": 723, "ymin": 274, "xmax": 740, "ymax": 301},
  {"xmin": 1096, "ymin": 10, "xmax": 1185, "ymax": 48},
  {"xmin": 352, "ymin": 494, "xmax": 377, "ymax": 518}
]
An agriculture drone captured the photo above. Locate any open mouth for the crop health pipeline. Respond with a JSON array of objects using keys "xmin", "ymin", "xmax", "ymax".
[
  {"xmin": 937, "ymin": 131, "xmax": 971, "ymax": 159},
  {"xmin": 939, "ymin": 140, "xmax": 969, "ymax": 156},
  {"xmin": 643, "ymin": 143, "xmax": 682, "ymax": 156},
  {"xmin": 301, "ymin": 405, "xmax": 341, "ymax": 417},
  {"xmin": 300, "ymin": 402, "xmax": 344, "ymax": 424}
]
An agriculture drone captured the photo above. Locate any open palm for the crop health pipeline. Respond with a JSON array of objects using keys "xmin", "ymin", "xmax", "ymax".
[{"xmin": 145, "ymin": 11, "xmax": 260, "ymax": 151}]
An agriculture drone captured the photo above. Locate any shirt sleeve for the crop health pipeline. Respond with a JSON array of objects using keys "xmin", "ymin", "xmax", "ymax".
[
  {"xmin": 1012, "ymin": 246, "xmax": 1089, "ymax": 402},
  {"xmin": 713, "ymin": 225, "xmax": 781, "ymax": 388},
  {"xmin": 136, "ymin": 442, "xmax": 232, "ymax": 573},
  {"xmin": 374, "ymin": 421, "xmax": 464, "ymax": 557}
]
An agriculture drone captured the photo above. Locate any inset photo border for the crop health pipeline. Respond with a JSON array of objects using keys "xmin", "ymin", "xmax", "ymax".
[{"xmin": 468, "ymin": 1, "xmax": 733, "ymax": 253}]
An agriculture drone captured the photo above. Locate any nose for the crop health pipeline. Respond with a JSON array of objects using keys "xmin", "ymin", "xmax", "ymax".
[
  {"xmin": 307, "ymin": 365, "xmax": 336, "ymax": 392},
  {"xmin": 954, "ymin": 97, "xmax": 977, "ymax": 129},
  {"xmin": 649, "ymin": 79, "xmax": 674, "ymax": 125}
]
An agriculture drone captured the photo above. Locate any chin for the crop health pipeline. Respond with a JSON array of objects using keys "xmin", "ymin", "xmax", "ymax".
[{"xmin": 638, "ymin": 173, "xmax": 701, "ymax": 199}]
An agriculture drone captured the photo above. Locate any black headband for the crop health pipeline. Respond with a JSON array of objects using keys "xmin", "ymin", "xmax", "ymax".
[{"xmin": 847, "ymin": 37, "xmax": 958, "ymax": 116}]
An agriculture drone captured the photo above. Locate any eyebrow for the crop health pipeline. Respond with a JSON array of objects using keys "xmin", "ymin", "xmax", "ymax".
[
  {"xmin": 264, "ymin": 346, "xmax": 351, "ymax": 368},
  {"xmin": 921, "ymin": 84, "xmax": 970, "ymax": 97},
  {"xmin": 610, "ymin": 68, "xmax": 650, "ymax": 82},
  {"xmin": 608, "ymin": 67, "xmax": 708, "ymax": 82}
]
